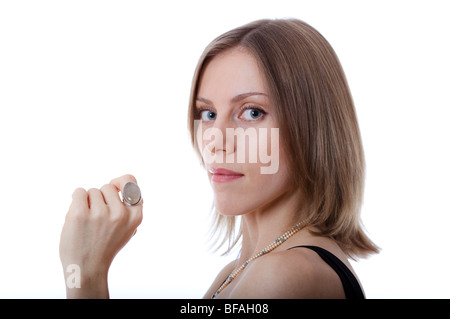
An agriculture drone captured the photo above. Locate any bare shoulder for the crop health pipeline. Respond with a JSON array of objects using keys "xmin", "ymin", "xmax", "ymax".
[
  {"xmin": 229, "ymin": 247, "xmax": 346, "ymax": 298},
  {"xmin": 203, "ymin": 259, "xmax": 237, "ymax": 299}
]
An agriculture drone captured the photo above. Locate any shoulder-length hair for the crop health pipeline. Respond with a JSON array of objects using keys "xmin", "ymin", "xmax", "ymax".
[{"xmin": 188, "ymin": 18, "xmax": 379, "ymax": 259}]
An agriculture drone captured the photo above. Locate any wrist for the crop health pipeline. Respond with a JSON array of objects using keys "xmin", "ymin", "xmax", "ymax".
[{"xmin": 64, "ymin": 265, "xmax": 110, "ymax": 299}]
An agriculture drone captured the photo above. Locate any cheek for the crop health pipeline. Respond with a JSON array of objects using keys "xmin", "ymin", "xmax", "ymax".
[
  {"xmin": 250, "ymin": 126, "xmax": 281, "ymax": 175},
  {"xmin": 195, "ymin": 123, "xmax": 225, "ymax": 164},
  {"xmin": 233, "ymin": 126, "xmax": 280, "ymax": 171}
]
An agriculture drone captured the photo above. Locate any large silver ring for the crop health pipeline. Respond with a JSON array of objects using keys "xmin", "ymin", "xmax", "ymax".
[{"xmin": 122, "ymin": 182, "xmax": 142, "ymax": 206}]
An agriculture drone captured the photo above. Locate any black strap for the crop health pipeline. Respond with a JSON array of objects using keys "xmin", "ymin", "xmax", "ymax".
[{"xmin": 288, "ymin": 245, "xmax": 365, "ymax": 299}]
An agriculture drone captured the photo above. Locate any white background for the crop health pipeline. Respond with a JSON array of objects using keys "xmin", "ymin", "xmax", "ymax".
[{"xmin": 0, "ymin": 0, "xmax": 449, "ymax": 298}]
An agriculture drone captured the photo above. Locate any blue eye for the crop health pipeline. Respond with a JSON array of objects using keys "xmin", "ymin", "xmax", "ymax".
[
  {"xmin": 241, "ymin": 108, "xmax": 264, "ymax": 120},
  {"xmin": 201, "ymin": 110, "xmax": 217, "ymax": 121}
]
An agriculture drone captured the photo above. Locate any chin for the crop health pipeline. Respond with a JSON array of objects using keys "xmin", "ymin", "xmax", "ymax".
[
  {"xmin": 214, "ymin": 205, "xmax": 241, "ymax": 217},
  {"xmin": 214, "ymin": 197, "xmax": 248, "ymax": 216}
]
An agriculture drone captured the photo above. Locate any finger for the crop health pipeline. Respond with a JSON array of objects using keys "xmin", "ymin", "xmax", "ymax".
[
  {"xmin": 87, "ymin": 188, "xmax": 107, "ymax": 212},
  {"xmin": 69, "ymin": 187, "xmax": 89, "ymax": 214},
  {"xmin": 110, "ymin": 174, "xmax": 138, "ymax": 192},
  {"xmin": 100, "ymin": 183, "xmax": 122, "ymax": 206}
]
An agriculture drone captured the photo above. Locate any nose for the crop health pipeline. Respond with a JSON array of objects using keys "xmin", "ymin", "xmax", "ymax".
[
  {"xmin": 212, "ymin": 116, "xmax": 236, "ymax": 155},
  {"xmin": 200, "ymin": 115, "xmax": 236, "ymax": 164}
]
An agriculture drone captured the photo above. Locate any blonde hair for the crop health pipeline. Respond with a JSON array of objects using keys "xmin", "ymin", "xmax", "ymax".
[{"xmin": 188, "ymin": 18, "xmax": 379, "ymax": 259}]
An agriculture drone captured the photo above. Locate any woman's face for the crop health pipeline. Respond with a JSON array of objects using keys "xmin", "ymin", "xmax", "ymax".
[{"xmin": 195, "ymin": 47, "xmax": 292, "ymax": 216}]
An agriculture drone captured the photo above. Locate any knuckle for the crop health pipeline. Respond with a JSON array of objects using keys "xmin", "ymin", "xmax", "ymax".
[
  {"xmin": 87, "ymin": 187, "xmax": 100, "ymax": 194},
  {"xmin": 110, "ymin": 206, "xmax": 127, "ymax": 224},
  {"xmin": 98, "ymin": 206, "xmax": 110, "ymax": 216},
  {"xmin": 131, "ymin": 209, "xmax": 143, "ymax": 227},
  {"xmin": 100, "ymin": 183, "xmax": 114, "ymax": 193},
  {"xmin": 66, "ymin": 207, "xmax": 86, "ymax": 223},
  {"xmin": 72, "ymin": 187, "xmax": 87, "ymax": 196},
  {"xmin": 68, "ymin": 188, "xmax": 87, "ymax": 217},
  {"xmin": 89, "ymin": 207, "xmax": 107, "ymax": 219}
]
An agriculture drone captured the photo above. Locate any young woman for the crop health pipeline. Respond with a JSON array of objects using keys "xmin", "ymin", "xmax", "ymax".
[{"xmin": 59, "ymin": 18, "xmax": 378, "ymax": 299}]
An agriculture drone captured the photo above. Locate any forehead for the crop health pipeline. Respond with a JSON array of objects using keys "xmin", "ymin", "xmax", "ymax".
[{"xmin": 197, "ymin": 47, "xmax": 269, "ymax": 99}]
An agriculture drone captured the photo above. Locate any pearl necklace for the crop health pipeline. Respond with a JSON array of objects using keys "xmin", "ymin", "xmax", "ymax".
[{"xmin": 211, "ymin": 218, "xmax": 308, "ymax": 299}]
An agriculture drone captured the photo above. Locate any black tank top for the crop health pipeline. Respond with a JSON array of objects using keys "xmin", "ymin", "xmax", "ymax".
[{"xmin": 288, "ymin": 245, "xmax": 365, "ymax": 299}]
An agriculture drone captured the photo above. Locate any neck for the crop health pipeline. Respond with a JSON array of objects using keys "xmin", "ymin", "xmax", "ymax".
[{"xmin": 237, "ymin": 189, "xmax": 305, "ymax": 264}]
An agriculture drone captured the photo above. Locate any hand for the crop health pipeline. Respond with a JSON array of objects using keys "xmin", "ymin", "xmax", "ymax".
[{"xmin": 59, "ymin": 174, "xmax": 143, "ymax": 298}]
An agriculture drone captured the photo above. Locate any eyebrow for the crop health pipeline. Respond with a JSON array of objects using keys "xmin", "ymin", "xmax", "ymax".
[
  {"xmin": 196, "ymin": 92, "xmax": 268, "ymax": 106},
  {"xmin": 231, "ymin": 92, "xmax": 268, "ymax": 103},
  {"xmin": 196, "ymin": 96, "xmax": 213, "ymax": 105}
]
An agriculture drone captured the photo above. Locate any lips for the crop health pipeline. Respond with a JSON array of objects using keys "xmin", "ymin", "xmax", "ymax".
[{"xmin": 209, "ymin": 168, "xmax": 244, "ymax": 183}]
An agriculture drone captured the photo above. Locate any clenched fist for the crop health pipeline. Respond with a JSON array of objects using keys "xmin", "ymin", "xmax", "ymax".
[{"xmin": 59, "ymin": 174, "xmax": 143, "ymax": 298}]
